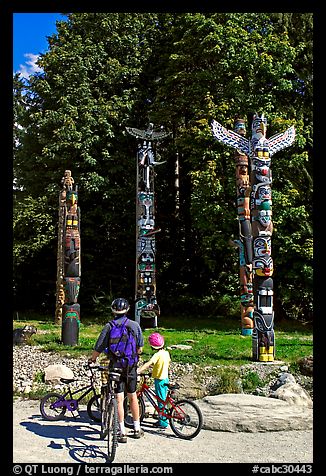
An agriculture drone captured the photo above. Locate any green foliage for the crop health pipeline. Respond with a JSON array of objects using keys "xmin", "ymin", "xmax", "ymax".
[
  {"xmin": 206, "ymin": 367, "xmax": 242, "ymax": 394},
  {"xmin": 13, "ymin": 13, "xmax": 313, "ymax": 321},
  {"xmin": 13, "ymin": 195, "xmax": 56, "ymax": 266},
  {"xmin": 33, "ymin": 370, "xmax": 45, "ymax": 383},
  {"xmin": 241, "ymin": 370, "xmax": 265, "ymax": 393}
]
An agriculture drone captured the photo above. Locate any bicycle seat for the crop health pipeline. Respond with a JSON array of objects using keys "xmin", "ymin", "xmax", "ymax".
[
  {"xmin": 165, "ymin": 383, "xmax": 180, "ymax": 390},
  {"xmin": 60, "ymin": 378, "xmax": 75, "ymax": 384}
]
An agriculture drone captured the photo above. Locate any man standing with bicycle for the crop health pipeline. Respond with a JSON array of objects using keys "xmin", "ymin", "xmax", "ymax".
[{"xmin": 89, "ymin": 297, "xmax": 144, "ymax": 442}]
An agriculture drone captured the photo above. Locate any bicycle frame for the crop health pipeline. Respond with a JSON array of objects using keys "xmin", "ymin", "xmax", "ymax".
[
  {"xmin": 52, "ymin": 367, "xmax": 100, "ymax": 412},
  {"xmin": 138, "ymin": 378, "xmax": 187, "ymax": 422}
]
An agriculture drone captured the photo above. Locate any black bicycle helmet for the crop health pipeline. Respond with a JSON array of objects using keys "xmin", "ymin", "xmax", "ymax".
[{"xmin": 111, "ymin": 297, "xmax": 130, "ymax": 314}]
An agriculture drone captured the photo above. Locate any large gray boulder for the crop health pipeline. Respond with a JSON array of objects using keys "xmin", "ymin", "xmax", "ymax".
[
  {"xmin": 269, "ymin": 371, "xmax": 313, "ymax": 407},
  {"xmin": 271, "ymin": 382, "xmax": 313, "ymax": 408},
  {"xmin": 44, "ymin": 364, "xmax": 74, "ymax": 384},
  {"xmin": 270, "ymin": 372, "xmax": 296, "ymax": 389},
  {"xmin": 195, "ymin": 393, "xmax": 313, "ymax": 432}
]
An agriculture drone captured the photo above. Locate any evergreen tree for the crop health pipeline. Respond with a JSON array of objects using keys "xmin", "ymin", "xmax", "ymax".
[{"xmin": 13, "ymin": 13, "xmax": 312, "ymax": 320}]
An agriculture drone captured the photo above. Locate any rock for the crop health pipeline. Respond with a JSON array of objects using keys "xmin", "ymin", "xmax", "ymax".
[
  {"xmin": 174, "ymin": 374, "xmax": 205, "ymax": 399},
  {"xmin": 271, "ymin": 382, "xmax": 313, "ymax": 408},
  {"xmin": 268, "ymin": 371, "xmax": 312, "ymax": 407},
  {"xmin": 13, "ymin": 325, "xmax": 37, "ymax": 345},
  {"xmin": 44, "ymin": 364, "xmax": 74, "ymax": 384},
  {"xmin": 280, "ymin": 365, "xmax": 289, "ymax": 372},
  {"xmin": 270, "ymin": 372, "xmax": 296, "ymax": 391},
  {"xmin": 195, "ymin": 393, "xmax": 313, "ymax": 432},
  {"xmin": 12, "ymin": 345, "xmax": 314, "ymax": 437},
  {"xmin": 168, "ymin": 344, "xmax": 192, "ymax": 350},
  {"xmin": 298, "ymin": 355, "xmax": 313, "ymax": 376}
]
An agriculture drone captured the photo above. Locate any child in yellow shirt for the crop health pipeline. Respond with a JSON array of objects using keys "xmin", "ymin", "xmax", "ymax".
[{"xmin": 137, "ymin": 332, "xmax": 171, "ymax": 429}]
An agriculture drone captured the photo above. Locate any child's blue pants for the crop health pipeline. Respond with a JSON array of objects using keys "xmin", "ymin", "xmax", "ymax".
[{"xmin": 154, "ymin": 378, "xmax": 169, "ymax": 428}]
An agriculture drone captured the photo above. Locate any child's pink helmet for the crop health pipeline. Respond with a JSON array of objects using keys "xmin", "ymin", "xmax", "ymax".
[{"xmin": 148, "ymin": 332, "xmax": 164, "ymax": 349}]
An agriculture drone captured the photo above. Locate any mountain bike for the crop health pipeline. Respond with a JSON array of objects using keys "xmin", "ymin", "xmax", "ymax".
[
  {"xmin": 96, "ymin": 366, "xmax": 122, "ymax": 463},
  {"xmin": 124, "ymin": 373, "xmax": 203, "ymax": 439},
  {"xmin": 40, "ymin": 362, "xmax": 102, "ymax": 422},
  {"xmin": 40, "ymin": 363, "xmax": 121, "ymax": 463}
]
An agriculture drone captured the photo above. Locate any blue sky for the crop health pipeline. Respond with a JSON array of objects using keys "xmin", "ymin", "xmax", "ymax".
[{"xmin": 13, "ymin": 13, "xmax": 66, "ymax": 78}]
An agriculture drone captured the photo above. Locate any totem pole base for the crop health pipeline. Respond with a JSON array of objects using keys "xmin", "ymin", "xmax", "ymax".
[
  {"xmin": 138, "ymin": 313, "xmax": 158, "ymax": 329},
  {"xmin": 258, "ymin": 346, "xmax": 274, "ymax": 362},
  {"xmin": 61, "ymin": 318, "xmax": 79, "ymax": 346}
]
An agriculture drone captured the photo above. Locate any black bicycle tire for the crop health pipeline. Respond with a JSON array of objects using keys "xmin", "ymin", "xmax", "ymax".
[
  {"xmin": 123, "ymin": 394, "xmax": 146, "ymax": 428},
  {"xmin": 40, "ymin": 393, "xmax": 67, "ymax": 421},
  {"xmin": 87, "ymin": 394, "xmax": 101, "ymax": 422},
  {"xmin": 107, "ymin": 397, "xmax": 118, "ymax": 463},
  {"xmin": 169, "ymin": 399, "xmax": 203, "ymax": 439}
]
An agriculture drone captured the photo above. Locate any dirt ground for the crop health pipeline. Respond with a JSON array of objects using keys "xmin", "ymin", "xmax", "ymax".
[{"xmin": 12, "ymin": 399, "xmax": 313, "ymax": 465}]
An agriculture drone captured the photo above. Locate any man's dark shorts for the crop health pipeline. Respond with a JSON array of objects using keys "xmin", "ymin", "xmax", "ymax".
[{"xmin": 115, "ymin": 366, "xmax": 137, "ymax": 394}]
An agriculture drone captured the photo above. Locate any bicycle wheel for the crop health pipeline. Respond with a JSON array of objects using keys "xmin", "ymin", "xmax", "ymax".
[
  {"xmin": 169, "ymin": 399, "xmax": 203, "ymax": 439},
  {"xmin": 107, "ymin": 397, "xmax": 118, "ymax": 463},
  {"xmin": 40, "ymin": 393, "xmax": 67, "ymax": 421},
  {"xmin": 123, "ymin": 394, "xmax": 145, "ymax": 429},
  {"xmin": 87, "ymin": 394, "xmax": 101, "ymax": 422}
]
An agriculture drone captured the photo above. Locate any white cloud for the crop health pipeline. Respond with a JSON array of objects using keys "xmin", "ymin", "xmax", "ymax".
[{"xmin": 17, "ymin": 53, "xmax": 43, "ymax": 79}]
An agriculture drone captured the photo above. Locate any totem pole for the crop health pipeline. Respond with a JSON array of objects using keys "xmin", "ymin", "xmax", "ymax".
[
  {"xmin": 55, "ymin": 175, "xmax": 66, "ymax": 325},
  {"xmin": 211, "ymin": 114, "xmax": 295, "ymax": 361},
  {"xmin": 126, "ymin": 123, "xmax": 170, "ymax": 328},
  {"xmin": 232, "ymin": 118, "xmax": 254, "ymax": 336},
  {"xmin": 56, "ymin": 170, "xmax": 81, "ymax": 345}
]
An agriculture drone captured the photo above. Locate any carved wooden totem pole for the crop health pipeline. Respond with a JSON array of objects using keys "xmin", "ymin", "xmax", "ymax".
[
  {"xmin": 212, "ymin": 114, "xmax": 295, "ymax": 361},
  {"xmin": 55, "ymin": 170, "xmax": 81, "ymax": 345},
  {"xmin": 126, "ymin": 124, "xmax": 170, "ymax": 328},
  {"xmin": 232, "ymin": 118, "xmax": 254, "ymax": 335}
]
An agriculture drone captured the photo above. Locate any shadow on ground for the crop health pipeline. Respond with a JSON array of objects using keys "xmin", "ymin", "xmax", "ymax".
[{"xmin": 20, "ymin": 410, "xmax": 108, "ymax": 463}]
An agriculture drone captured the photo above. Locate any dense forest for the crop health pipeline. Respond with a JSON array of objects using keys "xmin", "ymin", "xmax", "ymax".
[{"xmin": 13, "ymin": 12, "xmax": 313, "ymax": 322}]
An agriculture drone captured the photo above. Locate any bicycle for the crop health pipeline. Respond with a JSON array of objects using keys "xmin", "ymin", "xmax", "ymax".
[
  {"xmin": 124, "ymin": 373, "xmax": 203, "ymax": 439},
  {"xmin": 40, "ymin": 363, "xmax": 121, "ymax": 463},
  {"xmin": 40, "ymin": 362, "xmax": 102, "ymax": 422},
  {"xmin": 95, "ymin": 366, "xmax": 122, "ymax": 463}
]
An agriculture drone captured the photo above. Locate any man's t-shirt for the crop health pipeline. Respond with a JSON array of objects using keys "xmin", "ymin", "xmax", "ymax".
[{"xmin": 148, "ymin": 349, "xmax": 171, "ymax": 380}]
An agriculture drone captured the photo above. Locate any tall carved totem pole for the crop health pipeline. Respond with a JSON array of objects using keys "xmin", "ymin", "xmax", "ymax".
[
  {"xmin": 55, "ymin": 170, "xmax": 81, "ymax": 345},
  {"xmin": 212, "ymin": 114, "xmax": 295, "ymax": 361},
  {"xmin": 232, "ymin": 118, "xmax": 254, "ymax": 336},
  {"xmin": 126, "ymin": 124, "xmax": 170, "ymax": 328}
]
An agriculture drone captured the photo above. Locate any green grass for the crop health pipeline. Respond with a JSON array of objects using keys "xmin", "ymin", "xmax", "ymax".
[{"xmin": 13, "ymin": 314, "xmax": 313, "ymax": 366}]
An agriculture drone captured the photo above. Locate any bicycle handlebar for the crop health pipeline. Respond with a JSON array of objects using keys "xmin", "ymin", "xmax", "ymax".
[
  {"xmin": 83, "ymin": 362, "xmax": 109, "ymax": 371},
  {"xmin": 138, "ymin": 372, "xmax": 152, "ymax": 378}
]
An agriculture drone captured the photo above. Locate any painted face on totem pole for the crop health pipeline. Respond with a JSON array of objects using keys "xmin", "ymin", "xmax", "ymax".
[
  {"xmin": 236, "ymin": 168, "xmax": 250, "ymax": 191},
  {"xmin": 253, "ymin": 256, "xmax": 274, "ymax": 276},
  {"xmin": 252, "ymin": 114, "xmax": 267, "ymax": 140},
  {"xmin": 235, "ymin": 153, "xmax": 248, "ymax": 167},
  {"xmin": 257, "ymin": 201, "xmax": 272, "ymax": 227},
  {"xmin": 66, "ymin": 190, "xmax": 78, "ymax": 207},
  {"xmin": 254, "ymin": 236, "xmax": 272, "ymax": 257},
  {"xmin": 257, "ymin": 184, "xmax": 272, "ymax": 202},
  {"xmin": 234, "ymin": 118, "xmax": 246, "ymax": 135},
  {"xmin": 251, "ymin": 114, "xmax": 268, "ymax": 155},
  {"xmin": 252, "ymin": 157, "xmax": 272, "ymax": 182},
  {"xmin": 138, "ymin": 261, "xmax": 155, "ymax": 271}
]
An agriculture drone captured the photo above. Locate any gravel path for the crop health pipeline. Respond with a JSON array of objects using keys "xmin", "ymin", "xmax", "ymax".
[{"xmin": 13, "ymin": 399, "xmax": 313, "ymax": 464}]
